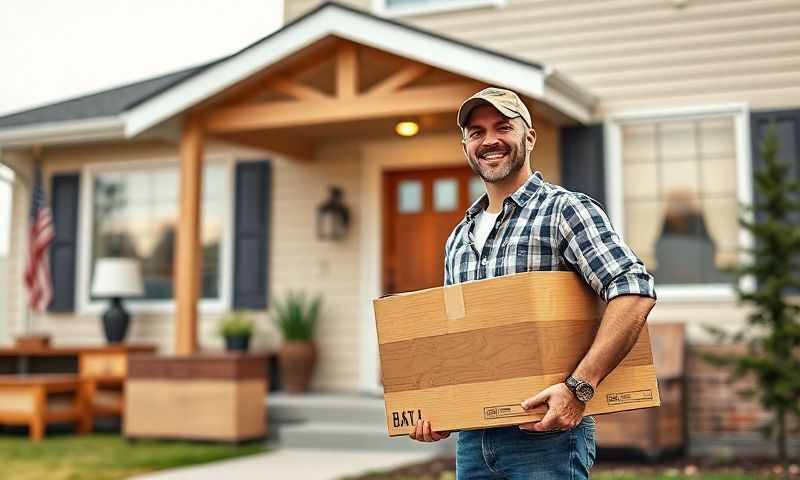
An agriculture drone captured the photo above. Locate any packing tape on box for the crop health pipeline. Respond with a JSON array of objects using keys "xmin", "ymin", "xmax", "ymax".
[{"xmin": 443, "ymin": 284, "xmax": 465, "ymax": 320}]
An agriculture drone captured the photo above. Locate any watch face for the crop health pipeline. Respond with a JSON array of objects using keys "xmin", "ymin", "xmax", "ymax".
[{"xmin": 576, "ymin": 383, "xmax": 594, "ymax": 402}]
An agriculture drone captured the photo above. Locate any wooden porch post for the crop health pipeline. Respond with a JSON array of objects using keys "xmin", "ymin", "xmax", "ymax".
[{"xmin": 174, "ymin": 116, "xmax": 204, "ymax": 356}]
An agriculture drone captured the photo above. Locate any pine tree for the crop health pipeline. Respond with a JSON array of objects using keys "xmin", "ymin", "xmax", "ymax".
[{"xmin": 706, "ymin": 125, "xmax": 800, "ymax": 471}]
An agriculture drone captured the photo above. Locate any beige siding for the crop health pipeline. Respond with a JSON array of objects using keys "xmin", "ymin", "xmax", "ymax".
[
  {"xmin": 271, "ymin": 141, "xmax": 363, "ymax": 391},
  {"xmin": 285, "ymin": 0, "xmax": 800, "ymax": 115}
]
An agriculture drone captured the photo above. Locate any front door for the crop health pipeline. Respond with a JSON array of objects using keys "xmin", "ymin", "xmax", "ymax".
[{"xmin": 383, "ymin": 166, "xmax": 484, "ymax": 294}]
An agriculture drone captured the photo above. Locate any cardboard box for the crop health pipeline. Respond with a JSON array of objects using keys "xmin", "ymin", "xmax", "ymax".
[{"xmin": 373, "ymin": 271, "xmax": 660, "ymax": 436}]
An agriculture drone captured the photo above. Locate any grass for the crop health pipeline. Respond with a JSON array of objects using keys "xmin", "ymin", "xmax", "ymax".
[{"xmin": 0, "ymin": 433, "xmax": 267, "ymax": 480}]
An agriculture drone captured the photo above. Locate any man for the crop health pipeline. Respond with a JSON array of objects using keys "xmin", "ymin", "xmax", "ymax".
[{"xmin": 409, "ymin": 87, "xmax": 657, "ymax": 479}]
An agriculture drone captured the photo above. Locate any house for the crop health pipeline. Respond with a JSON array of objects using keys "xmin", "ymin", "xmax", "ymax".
[{"xmin": 1, "ymin": 0, "xmax": 799, "ymax": 456}]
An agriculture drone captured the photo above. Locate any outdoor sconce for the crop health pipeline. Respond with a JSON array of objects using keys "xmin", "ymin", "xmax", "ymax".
[{"xmin": 317, "ymin": 187, "xmax": 350, "ymax": 241}]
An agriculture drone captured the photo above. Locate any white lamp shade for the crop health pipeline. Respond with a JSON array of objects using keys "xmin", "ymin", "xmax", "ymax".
[{"xmin": 91, "ymin": 257, "xmax": 144, "ymax": 298}]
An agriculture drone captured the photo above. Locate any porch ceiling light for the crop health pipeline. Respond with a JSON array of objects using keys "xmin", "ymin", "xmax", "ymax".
[{"xmin": 395, "ymin": 121, "xmax": 419, "ymax": 137}]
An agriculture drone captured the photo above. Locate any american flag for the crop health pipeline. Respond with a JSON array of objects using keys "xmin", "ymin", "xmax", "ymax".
[{"xmin": 24, "ymin": 167, "xmax": 54, "ymax": 312}]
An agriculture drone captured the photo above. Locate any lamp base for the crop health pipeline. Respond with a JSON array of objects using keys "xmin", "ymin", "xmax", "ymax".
[{"xmin": 102, "ymin": 297, "xmax": 130, "ymax": 343}]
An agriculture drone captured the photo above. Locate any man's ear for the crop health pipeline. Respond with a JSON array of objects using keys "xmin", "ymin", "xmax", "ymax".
[
  {"xmin": 461, "ymin": 139, "xmax": 471, "ymax": 163},
  {"xmin": 526, "ymin": 128, "xmax": 537, "ymax": 151}
]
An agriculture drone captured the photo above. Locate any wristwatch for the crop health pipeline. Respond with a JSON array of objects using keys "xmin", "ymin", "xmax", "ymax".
[{"xmin": 565, "ymin": 375, "xmax": 595, "ymax": 403}]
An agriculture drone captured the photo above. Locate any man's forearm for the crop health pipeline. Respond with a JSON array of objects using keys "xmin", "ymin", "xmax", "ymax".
[{"xmin": 571, "ymin": 294, "xmax": 656, "ymax": 388}]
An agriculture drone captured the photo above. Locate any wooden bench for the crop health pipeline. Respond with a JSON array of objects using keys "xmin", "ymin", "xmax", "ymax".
[
  {"xmin": 0, "ymin": 374, "xmax": 89, "ymax": 441},
  {"xmin": 595, "ymin": 322, "xmax": 686, "ymax": 458}
]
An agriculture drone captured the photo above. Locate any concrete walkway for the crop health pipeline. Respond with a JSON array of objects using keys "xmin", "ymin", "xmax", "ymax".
[{"xmin": 132, "ymin": 447, "xmax": 435, "ymax": 480}]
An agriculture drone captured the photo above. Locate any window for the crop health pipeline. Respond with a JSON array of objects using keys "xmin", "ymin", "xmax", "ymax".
[
  {"xmin": 85, "ymin": 161, "xmax": 229, "ymax": 308},
  {"xmin": 398, "ymin": 179, "xmax": 423, "ymax": 213},
  {"xmin": 376, "ymin": 0, "xmax": 504, "ymax": 17},
  {"xmin": 609, "ymin": 106, "xmax": 751, "ymax": 295},
  {"xmin": 0, "ymin": 164, "xmax": 13, "ymax": 257}
]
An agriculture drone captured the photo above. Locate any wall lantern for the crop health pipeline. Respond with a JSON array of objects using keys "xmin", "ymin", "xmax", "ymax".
[
  {"xmin": 395, "ymin": 121, "xmax": 419, "ymax": 137},
  {"xmin": 317, "ymin": 187, "xmax": 350, "ymax": 241}
]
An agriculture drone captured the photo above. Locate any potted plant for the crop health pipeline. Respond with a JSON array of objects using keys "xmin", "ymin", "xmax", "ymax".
[
  {"xmin": 273, "ymin": 291, "xmax": 321, "ymax": 393},
  {"xmin": 218, "ymin": 311, "xmax": 254, "ymax": 352}
]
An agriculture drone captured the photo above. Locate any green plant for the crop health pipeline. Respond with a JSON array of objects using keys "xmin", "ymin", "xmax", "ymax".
[
  {"xmin": 273, "ymin": 291, "xmax": 322, "ymax": 341},
  {"xmin": 217, "ymin": 311, "xmax": 254, "ymax": 337},
  {"xmin": 705, "ymin": 124, "xmax": 800, "ymax": 471}
]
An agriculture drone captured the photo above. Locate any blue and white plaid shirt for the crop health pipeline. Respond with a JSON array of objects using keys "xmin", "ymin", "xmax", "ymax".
[{"xmin": 444, "ymin": 172, "xmax": 656, "ymax": 302}]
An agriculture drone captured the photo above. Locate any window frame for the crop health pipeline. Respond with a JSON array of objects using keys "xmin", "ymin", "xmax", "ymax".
[
  {"xmin": 0, "ymin": 164, "xmax": 13, "ymax": 257},
  {"xmin": 76, "ymin": 156, "xmax": 235, "ymax": 315},
  {"xmin": 604, "ymin": 103, "xmax": 754, "ymax": 303},
  {"xmin": 373, "ymin": 0, "xmax": 505, "ymax": 18}
]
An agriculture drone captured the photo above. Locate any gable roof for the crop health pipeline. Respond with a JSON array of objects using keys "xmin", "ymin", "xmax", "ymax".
[
  {"xmin": 0, "ymin": 1, "xmax": 595, "ymax": 147},
  {"xmin": 0, "ymin": 62, "xmax": 216, "ymax": 129}
]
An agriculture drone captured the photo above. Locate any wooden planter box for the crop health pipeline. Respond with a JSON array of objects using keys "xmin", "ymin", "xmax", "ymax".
[{"xmin": 124, "ymin": 353, "xmax": 267, "ymax": 442}]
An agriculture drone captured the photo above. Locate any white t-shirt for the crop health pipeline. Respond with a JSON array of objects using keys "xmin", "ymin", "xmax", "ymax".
[{"xmin": 473, "ymin": 209, "xmax": 501, "ymax": 253}]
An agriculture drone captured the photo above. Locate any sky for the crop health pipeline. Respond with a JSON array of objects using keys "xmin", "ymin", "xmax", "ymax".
[
  {"xmin": 0, "ymin": 0, "xmax": 285, "ymax": 255},
  {"xmin": 0, "ymin": 0, "xmax": 284, "ymax": 116}
]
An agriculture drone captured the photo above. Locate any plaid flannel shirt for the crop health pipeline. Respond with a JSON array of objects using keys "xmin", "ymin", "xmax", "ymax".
[{"xmin": 444, "ymin": 171, "xmax": 656, "ymax": 302}]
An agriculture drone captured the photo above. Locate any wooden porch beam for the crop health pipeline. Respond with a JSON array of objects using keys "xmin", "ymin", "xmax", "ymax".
[
  {"xmin": 366, "ymin": 64, "xmax": 429, "ymax": 97},
  {"xmin": 216, "ymin": 132, "xmax": 316, "ymax": 160},
  {"xmin": 268, "ymin": 77, "xmax": 331, "ymax": 101},
  {"xmin": 174, "ymin": 116, "xmax": 203, "ymax": 356},
  {"xmin": 336, "ymin": 44, "xmax": 358, "ymax": 99},
  {"xmin": 204, "ymin": 82, "xmax": 482, "ymax": 133}
]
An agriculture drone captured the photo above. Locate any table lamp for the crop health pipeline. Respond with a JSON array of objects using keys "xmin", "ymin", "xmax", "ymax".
[{"xmin": 91, "ymin": 257, "xmax": 144, "ymax": 343}]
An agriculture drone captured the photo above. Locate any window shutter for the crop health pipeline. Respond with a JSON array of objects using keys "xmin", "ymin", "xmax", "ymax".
[
  {"xmin": 750, "ymin": 109, "xmax": 800, "ymax": 290},
  {"xmin": 751, "ymin": 109, "xmax": 800, "ymax": 204},
  {"xmin": 49, "ymin": 173, "xmax": 80, "ymax": 312},
  {"xmin": 560, "ymin": 124, "xmax": 606, "ymax": 207},
  {"xmin": 232, "ymin": 160, "xmax": 271, "ymax": 309}
]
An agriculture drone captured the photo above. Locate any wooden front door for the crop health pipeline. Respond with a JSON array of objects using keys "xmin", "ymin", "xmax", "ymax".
[{"xmin": 383, "ymin": 166, "xmax": 484, "ymax": 294}]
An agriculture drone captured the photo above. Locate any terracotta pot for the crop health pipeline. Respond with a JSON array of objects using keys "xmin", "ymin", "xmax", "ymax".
[{"xmin": 279, "ymin": 341, "xmax": 316, "ymax": 393}]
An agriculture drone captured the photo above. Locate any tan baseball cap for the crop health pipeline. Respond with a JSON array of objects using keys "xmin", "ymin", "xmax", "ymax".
[{"xmin": 457, "ymin": 87, "xmax": 532, "ymax": 129}]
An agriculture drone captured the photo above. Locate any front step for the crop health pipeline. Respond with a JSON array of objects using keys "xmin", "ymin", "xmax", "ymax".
[
  {"xmin": 268, "ymin": 393, "xmax": 386, "ymax": 424},
  {"xmin": 277, "ymin": 421, "xmax": 456, "ymax": 453},
  {"xmin": 266, "ymin": 393, "xmax": 456, "ymax": 454}
]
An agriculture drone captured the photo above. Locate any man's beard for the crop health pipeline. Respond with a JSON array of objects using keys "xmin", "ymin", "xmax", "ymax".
[{"xmin": 467, "ymin": 136, "xmax": 528, "ymax": 183}]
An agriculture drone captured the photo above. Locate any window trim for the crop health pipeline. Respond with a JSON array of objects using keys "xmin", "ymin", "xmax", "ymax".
[
  {"xmin": 604, "ymin": 103, "xmax": 754, "ymax": 303},
  {"xmin": 77, "ymin": 156, "xmax": 235, "ymax": 315},
  {"xmin": 373, "ymin": 0, "xmax": 505, "ymax": 18}
]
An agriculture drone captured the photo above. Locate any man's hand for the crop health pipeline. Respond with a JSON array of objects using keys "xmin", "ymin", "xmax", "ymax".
[
  {"xmin": 518, "ymin": 383, "xmax": 586, "ymax": 432},
  {"xmin": 409, "ymin": 420, "xmax": 451, "ymax": 442}
]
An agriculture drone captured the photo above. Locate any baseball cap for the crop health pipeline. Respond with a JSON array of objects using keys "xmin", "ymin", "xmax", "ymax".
[{"xmin": 457, "ymin": 87, "xmax": 532, "ymax": 129}]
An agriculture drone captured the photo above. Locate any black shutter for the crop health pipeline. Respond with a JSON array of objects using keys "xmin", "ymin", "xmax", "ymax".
[
  {"xmin": 751, "ymin": 109, "xmax": 800, "ymax": 202},
  {"xmin": 49, "ymin": 173, "xmax": 80, "ymax": 312},
  {"xmin": 232, "ymin": 160, "xmax": 271, "ymax": 309},
  {"xmin": 560, "ymin": 124, "xmax": 606, "ymax": 207},
  {"xmin": 750, "ymin": 109, "xmax": 800, "ymax": 290}
]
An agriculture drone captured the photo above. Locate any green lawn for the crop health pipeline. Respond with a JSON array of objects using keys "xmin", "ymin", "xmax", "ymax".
[{"xmin": 0, "ymin": 433, "xmax": 267, "ymax": 480}]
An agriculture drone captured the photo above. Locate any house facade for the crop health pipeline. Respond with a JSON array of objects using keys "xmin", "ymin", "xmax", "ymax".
[{"xmin": 1, "ymin": 0, "xmax": 799, "ymax": 456}]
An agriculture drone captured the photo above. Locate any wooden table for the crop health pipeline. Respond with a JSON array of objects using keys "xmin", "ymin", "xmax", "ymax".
[
  {"xmin": 0, "ymin": 374, "xmax": 89, "ymax": 441},
  {"xmin": 0, "ymin": 345, "xmax": 157, "ymax": 424}
]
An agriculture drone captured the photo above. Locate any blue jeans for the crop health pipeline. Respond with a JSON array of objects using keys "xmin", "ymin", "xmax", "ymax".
[{"xmin": 456, "ymin": 416, "xmax": 596, "ymax": 479}]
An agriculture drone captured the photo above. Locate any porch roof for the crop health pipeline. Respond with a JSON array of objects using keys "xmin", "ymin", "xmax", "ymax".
[{"xmin": 0, "ymin": 1, "xmax": 596, "ymax": 148}]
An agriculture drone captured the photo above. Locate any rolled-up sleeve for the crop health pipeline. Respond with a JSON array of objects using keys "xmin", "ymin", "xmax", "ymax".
[{"xmin": 557, "ymin": 193, "xmax": 656, "ymax": 302}]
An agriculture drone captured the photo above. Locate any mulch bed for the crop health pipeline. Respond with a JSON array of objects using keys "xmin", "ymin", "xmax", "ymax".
[{"xmin": 344, "ymin": 456, "xmax": 800, "ymax": 479}]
